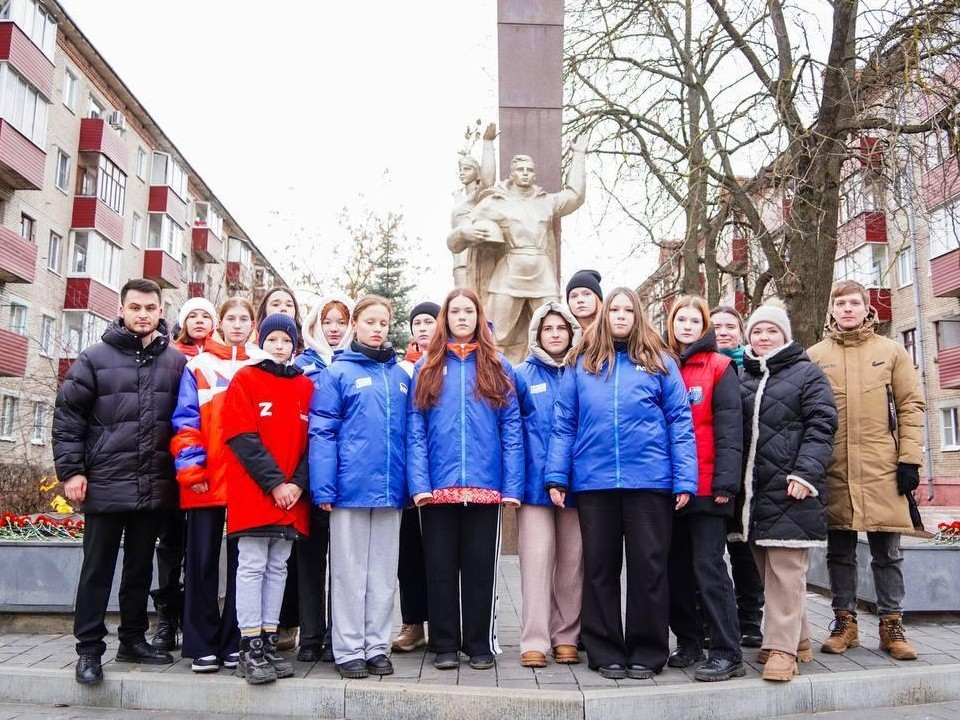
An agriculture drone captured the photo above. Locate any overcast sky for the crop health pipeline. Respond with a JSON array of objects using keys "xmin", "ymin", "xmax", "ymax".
[{"xmin": 59, "ymin": 0, "xmax": 655, "ymax": 305}]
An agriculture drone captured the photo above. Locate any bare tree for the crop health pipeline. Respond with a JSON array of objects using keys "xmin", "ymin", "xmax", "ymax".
[{"xmin": 566, "ymin": 0, "xmax": 960, "ymax": 344}]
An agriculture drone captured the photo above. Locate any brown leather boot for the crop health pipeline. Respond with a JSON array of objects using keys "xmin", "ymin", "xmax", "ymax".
[
  {"xmin": 879, "ymin": 613, "xmax": 917, "ymax": 660},
  {"xmin": 756, "ymin": 638, "xmax": 813, "ymax": 664},
  {"xmin": 761, "ymin": 650, "xmax": 798, "ymax": 682},
  {"xmin": 820, "ymin": 610, "xmax": 859, "ymax": 654}
]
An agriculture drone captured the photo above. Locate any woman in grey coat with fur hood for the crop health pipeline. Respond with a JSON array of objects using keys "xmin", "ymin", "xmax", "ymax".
[{"xmin": 733, "ymin": 301, "xmax": 837, "ymax": 683}]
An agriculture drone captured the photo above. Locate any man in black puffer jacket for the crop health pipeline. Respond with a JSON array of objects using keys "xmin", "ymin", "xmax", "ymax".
[{"xmin": 54, "ymin": 278, "xmax": 187, "ymax": 685}]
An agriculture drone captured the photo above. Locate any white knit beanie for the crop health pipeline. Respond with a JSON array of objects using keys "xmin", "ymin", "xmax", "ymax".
[
  {"xmin": 177, "ymin": 297, "xmax": 218, "ymax": 329},
  {"xmin": 745, "ymin": 299, "xmax": 792, "ymax": 343}
]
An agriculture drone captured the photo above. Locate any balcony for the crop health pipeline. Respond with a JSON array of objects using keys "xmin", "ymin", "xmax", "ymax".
[
  {"xmin": 0, "ymin": 21, "xmax": 54, "ymax": 98},
  {"xmin": 835, "ymin": 211, "xmax": 887, "ymax": 258},
  {"xmin": 77, "ymin": 118, "xmax": 127, "ymax": 172},
  {"xmin": 63, "ymin": 277, "xmax": 119, "ymax": 320},
  {"xmin": 143, "ymin": 249, "xmax": 182, "ymax": 289},
  {"xmin": 148, "ymin": 186, "xmax": 187, "ymax": 228},
  {"xmin": 72, "ymin": 196, "xmax": 124, "ymax": 246},
  {"xmin": 187, "ymin": 282, "xmax": 205, "ymax": 299},
  {"xmin": 931, "ymin": 248, "xmax": 960, "ymax": 297},
  {"xmin": 0, "ymin": 225, "xmax": 37, "ymax": 283},
  {"xmin": 869, "ymin": 288, "xmax": 892, "ymax": 323},
  {"xmin": 938, "ymin": 346, "xmax": 960, "ymax": 390},
  {"xmin": 0, "ymin": 327, "xmax": 28, "ymax": 377},
  {"xmin": 226, "ymin": 261, "xmax": 252, "ymax": 290},
  {"xmin": 923, "ymin": 154, "xmax": 960, "ymax": 209},
  {"xmin": 192, "ymin": 227, "xmax": 223, "ymax": 263},
  {"xmin": 0, "ymin": 118, "xmax": 44, "ymax": 189}
]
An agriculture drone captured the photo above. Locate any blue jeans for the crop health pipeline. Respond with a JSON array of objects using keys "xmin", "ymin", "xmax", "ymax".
[{"xmin": 826, "ymin": 529, "xmax": 905, "ymax": 615}]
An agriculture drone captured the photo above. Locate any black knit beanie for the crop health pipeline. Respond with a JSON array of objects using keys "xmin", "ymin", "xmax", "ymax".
[{"xmin": 565, "ymin": 269, "xmax": 603, "ymax": 301}]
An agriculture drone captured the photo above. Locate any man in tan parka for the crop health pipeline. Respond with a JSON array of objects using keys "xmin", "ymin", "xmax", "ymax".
[{"xmin": 808, "ymin": 280, "xmax": 925, "ymax": 661}]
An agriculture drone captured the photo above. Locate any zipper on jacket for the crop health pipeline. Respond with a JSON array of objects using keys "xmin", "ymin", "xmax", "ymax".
[
  {"xmin": 614, "ymin": 353, "xmax": 622, "ymax": 487},
  {"xmin": 460, "ymin": 357, "xmax": 467, "ymax": 490},
  {"xmin": 381, "ymin": 364, "xmax": 392, "ymax": 505}
]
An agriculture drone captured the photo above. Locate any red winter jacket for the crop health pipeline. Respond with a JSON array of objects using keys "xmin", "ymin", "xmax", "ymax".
[
  {"xmin": 677, "ymin": 329, "xmax": 743, "ymax": 516},
  {"xmin": 221, "ymin": 361, "xmax": 313, "ymax": 536}
]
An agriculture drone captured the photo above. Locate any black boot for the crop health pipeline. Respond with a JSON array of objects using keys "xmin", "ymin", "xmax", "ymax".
[
  {"xmin": 150, "ymin": 597, "xmax": 181, "ymax": 651},
  {"xmin": 262, "ymin": 631, "xmax": 294, "ymax": 678},
  {"xmin": 237, "ymin": 636, "xmax": 277, "ymax": 685}
]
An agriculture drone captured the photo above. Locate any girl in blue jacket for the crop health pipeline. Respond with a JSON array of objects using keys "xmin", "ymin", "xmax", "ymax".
[
  {"xmin": 408, "ymin": 289, "xmax": 523, "ymax": 672},
  {"xmin": 515, "ymin": 302, "xmax": 583, "ymax": 668},
  {"xmin": 545, "ymin": 287, "xmax": 698, "ymax": 680},
  {"xmin": 309, "ymin": 295, "xmax": 409, "ymax": 680}
]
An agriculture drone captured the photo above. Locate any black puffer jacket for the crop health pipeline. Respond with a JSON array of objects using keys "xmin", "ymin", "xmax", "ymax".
[
  {"xmin": 729, "ymin": 341, "xmax": 838, "ymax": 547},
  {"xmin": 53, "ymin": 319, "xmax": 187, "ymax": 513}
]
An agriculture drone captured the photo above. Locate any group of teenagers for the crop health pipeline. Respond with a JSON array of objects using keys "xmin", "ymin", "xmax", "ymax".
[{"xmin": 55, "ymin": 269, "xmax": 925, "ymax": 688}]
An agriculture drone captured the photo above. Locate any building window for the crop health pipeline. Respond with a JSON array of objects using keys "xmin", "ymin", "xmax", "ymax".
[
  {"xmin": 68, "ymin": 231, "xmax": 121, "ymax": 288},
  {"xmin": 62, "ymin": 311, "xmax": 108, "ymax": 358},
  {"xmin": 147, "ymin": 214, "xmax": 182, "ymax": 257},
  {"xmin": 39, "ymin": 314, "xmax": 54, "ymax": 356},
  {"xmin": 96, "ymin": 155, "xmax": 126, "ymax": 214},
  {"xmin": 31, "ymin": 402, "xmax": 46, "ymax": 445},
  {"xmin": 0, "ymin": 396, "xmax": 17, "ymax": 440},
  {"xmin": 942, "ymin": 407, "xmax": 960, "ymax": 450},
  {"xmin": 137, "ymin": 147, "xmax": 147, "ymax": 180},
  {"xmin": 0, "ymin": 65, "xmax": 49, "ymax": 146},
  {"xmin": 55, "ymin": 149, "xmax": 71, "ymax": 191},
  {"xmin": 897, "ymin": 245, "xmax": 913, "ymax": 287},
  {"xmin": 927, "ymin": 205, "xmax": 960, "ymax": 259},
  {"xmin": 19, "ymin": 213, "xmax": 34, "ymax": 242},
  {"xmin": 63, "ymin": 68, "xmax": 77, "ymax": 111},
  {"xmin": 47, "ymin": 231, "xmax": 62, "ymax": 272},
  {"xmin": 8, "ymin": 302, "xmax": 27, "ymax": 335},
  {"xmin": 936, "ymin": 319, "xmax": 960, "ymax": 351},
  {"xmin": 88, "ymin": 96, "xmax": 103, "ymax": 119},
  {"xmin": 902, "ymin": 329, "xmax": 917, "ymax": 365},
  {"xmin": 131, "ymin": 212, "xmax": 143, "ymax": 247},
  {"xmin": 834, "ymin": 243, "xmax": 888, "ymax": 287},
  {"xmin": 151, "ymin": 152, "xmax": 187, "ymax": 198}
]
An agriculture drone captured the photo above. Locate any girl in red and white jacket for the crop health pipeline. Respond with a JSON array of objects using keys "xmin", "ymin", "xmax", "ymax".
[
  {"xmin": 172, "ymin": 297, "xmax": 217, "ymax": 358},
  {"xmin": 665, "ymin": 295, "xmax": 744, "ymax": 682},
  {"xmin": 222, "ymin": 313, "xmax": 314, "ymax": 685}
]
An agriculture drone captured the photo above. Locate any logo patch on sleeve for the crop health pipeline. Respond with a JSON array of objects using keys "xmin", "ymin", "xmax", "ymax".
[
  {"xmin": 530, "ymin": 382, "xmax": 547, "ymax": 394},
  {"xmin": 355, "ymin": 376, "xmax": 373, "ymax": 389},
  {"xmin": 399, "ymin": 382, "xmax": 408, "ymax": 395}
]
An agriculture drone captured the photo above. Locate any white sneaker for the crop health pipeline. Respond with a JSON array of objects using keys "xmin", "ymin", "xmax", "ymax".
[{"xmin": 191, "ymin": 654, "xmax": 220, "ymax": 673}]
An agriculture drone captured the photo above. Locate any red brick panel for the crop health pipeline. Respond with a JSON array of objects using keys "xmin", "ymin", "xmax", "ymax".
[
  {"xmin": 0, "ymin": 327, "xmax": 28, "ymax": 377},
  {"xmin": 64, "ymin": 277, "xmax": 119, "ymax": 320},
  {"xmin": 192, "ymin": 227, "xmax": 223, "ymax": 263},
  {"xmin": 931, "ymin": 247, "xmax": 960, "ymax": 298},
  {"xmin": 149, "ymin": 187, "xmax": 188, "ymax": 228},
  {"xmin": 0, "ymin": 119, "xmax": 45, "ymax": 189},
  {"xmin": 0, "ymin": 224, "xmax": 38, "ymax": 283},
  {"xmin": 71, "ymin": 196, "xmax": 124, "ymax": 246},
  {"xmin": 937, "ymin": 345, "xmax": 960, "ymax": 390},
  {"xmin": 0, "ymin": 22, "xmax": 54, "ymax": 98},
  {"xmin": 78, "ymin": 118, "xmax": 128, "ymax": 172},
  {"xmin": 143, "ymin": 248, "xmax": 182, "ymax": 289}
]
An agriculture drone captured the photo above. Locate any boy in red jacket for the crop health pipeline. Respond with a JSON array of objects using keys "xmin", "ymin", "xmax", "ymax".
[{"xmin": 222, "ymin": 314, "xmax": 314, "ymax": 684}]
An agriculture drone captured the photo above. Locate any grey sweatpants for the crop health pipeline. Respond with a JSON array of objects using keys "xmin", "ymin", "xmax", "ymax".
[
  {"xmin": 329, "ymin": 508, "xmax": 402, "ymax": 663},
  {"xmin": 236, "ymin": 536, "xmax": 293, "ymax": 635}
]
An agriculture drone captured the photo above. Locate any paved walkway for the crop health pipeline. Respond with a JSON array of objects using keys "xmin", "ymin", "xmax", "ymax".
[{"xmin": 0, "ymin": 556, "xmax": 959, "ymax": 719}]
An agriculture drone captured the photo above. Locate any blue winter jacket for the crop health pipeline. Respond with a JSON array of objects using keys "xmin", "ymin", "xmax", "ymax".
[
  {"xmin": 308, "ymin": 349, "xmax": 409, "ymax": 508},
  {"xmin": 407, "ymin": 347, "xmax": 524, "ymax": 501},
  {"xmin": 516, "ymin": 355, "xmax": 573, "ymax": 507},
  {"xmin": 545, "ymin": 351, "xmax": 699, "ymax": 495},
  {"xmin": 294, "ymin": 347, "xmax": 328, "ymax": 380}
]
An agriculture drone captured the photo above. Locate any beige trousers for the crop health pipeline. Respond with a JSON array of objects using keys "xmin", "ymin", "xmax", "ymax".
[
  {"xmin": 750, "ymin": 544, "xmax": 812, "ymax": 655},
  {"xmin": 517, "ymin": 505, "xmax": 584, "ymax": 654}
]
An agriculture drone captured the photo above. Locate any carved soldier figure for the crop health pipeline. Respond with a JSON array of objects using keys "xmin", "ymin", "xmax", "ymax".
[
  {"xmin": 448, "ymin": 123, "xmax": 497, "ymax": 290},
  {"xmin": 449, "ymin": 138, "xmax": 587, "ymax": 362}
]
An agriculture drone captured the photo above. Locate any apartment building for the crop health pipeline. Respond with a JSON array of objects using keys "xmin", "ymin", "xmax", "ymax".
[{"xmin": 0, "ymin": 0, "xmax": 285, "ymax": 473}]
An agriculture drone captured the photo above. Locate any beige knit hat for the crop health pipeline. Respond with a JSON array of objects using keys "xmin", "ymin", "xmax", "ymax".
[{"xmin": 745, "ymin": 299, "xmax": 792, "ymax": 342}]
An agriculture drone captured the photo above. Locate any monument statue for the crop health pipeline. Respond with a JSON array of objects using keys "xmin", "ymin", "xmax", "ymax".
[
  {"xmin": 448, "ymin": 124, "xmax": 497, "ymax": 289},
  {"xmin": 448, "ymin": 138, "xmax": 587, "ymax": 362}
]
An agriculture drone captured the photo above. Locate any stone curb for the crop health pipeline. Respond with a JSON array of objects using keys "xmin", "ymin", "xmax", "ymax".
[{"xmin": 0, "ymin": 664, "xmax": 958, "ymax": 719}]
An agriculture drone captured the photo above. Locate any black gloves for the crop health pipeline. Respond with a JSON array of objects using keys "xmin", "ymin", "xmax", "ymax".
[{"xmin": 896, "ymin": 463, "xmax": 920, "ymax": 495}]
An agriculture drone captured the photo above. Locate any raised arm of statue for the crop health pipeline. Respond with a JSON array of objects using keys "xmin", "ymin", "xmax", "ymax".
[
  {"xmin": 480, "ymin": 122, "xmax": 497, "ymax": 189},
  {"xmin": 555, "ymin": 136, "xmax": 588, "ymax": 217}
]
